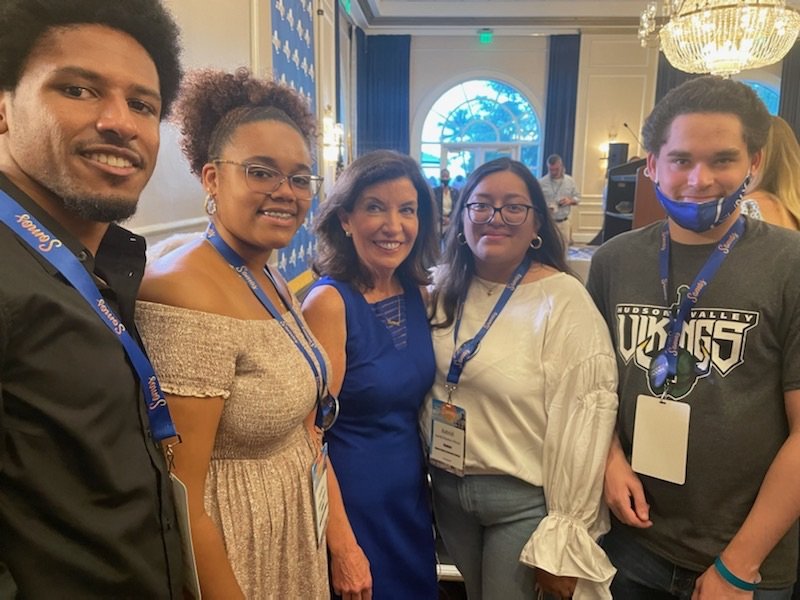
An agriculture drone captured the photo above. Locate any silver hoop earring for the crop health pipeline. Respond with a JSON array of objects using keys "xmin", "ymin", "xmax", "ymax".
[
  {"xmin": 530, "ymin": 235, "xmax": 543, "ymax": 250},
  {"xmin": 643, "ymin": 167, "xmax": 652, "ymax": 180},
  {"xmin": 457, "ymin": 231, "xmax": 467, "ymax": 246},
  {"xmin": 205, "ymin": 194, "xmax": 217, "ymax": 216}
]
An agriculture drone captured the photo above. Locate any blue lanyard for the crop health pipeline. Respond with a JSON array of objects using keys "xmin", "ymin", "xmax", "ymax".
[
  {"xmin": 651, "ymin": 216, "xmax": 746, "ymax": 390},
  {"xmin": 445, "ymin": 255, "xmax": 533, "ymax": 397},
  {"xmin": 204, "ymin": 223, "xmax": 327, "ymax": 400},
  {"xmin": 0, "ymin": 190, "xmax": 178, "ymax": 443}
]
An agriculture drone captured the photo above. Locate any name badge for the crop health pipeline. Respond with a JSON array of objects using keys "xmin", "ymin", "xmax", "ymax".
[
  {"xmin": 429, "ymin": 398, "xmax": 466, "ymax": 477},
  {"xmin": 311, "ymin": 443, "xmax": 330, "ymax": 547},
  {"xmin": 169, "ymin": 473, "xmax": 202, "ymax": 598},
  {"xmin": 632, "ymin": 394, "xmax": 690, "ymax": 485}
]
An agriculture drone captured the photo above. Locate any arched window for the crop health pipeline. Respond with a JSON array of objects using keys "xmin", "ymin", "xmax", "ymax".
[
  {"xmin": 742, "ymin": 80, "xmax": 780, "ymax": 115},
  {"xmin": 420, "ymin": 79, "xmax": 542, "ymax": 185}
]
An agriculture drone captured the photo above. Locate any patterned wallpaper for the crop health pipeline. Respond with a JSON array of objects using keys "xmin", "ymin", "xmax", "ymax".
[{"xmin": 271, "ymin": 0, "xmax": 318, "ymax": 288}]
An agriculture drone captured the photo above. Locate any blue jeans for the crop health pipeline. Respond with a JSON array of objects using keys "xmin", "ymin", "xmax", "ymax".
[
  {"xmin": 603, "ymin": 525, "xmax": 794, "ymax": 600},
  {"xmin": 430, "ymin": 467, "xmax": 547, "ymax": 600}
]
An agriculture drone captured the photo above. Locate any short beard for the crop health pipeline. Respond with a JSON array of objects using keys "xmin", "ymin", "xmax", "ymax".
[{"xmin": 61, "ymin": 194, "xmax": 139, "ymax": 223}]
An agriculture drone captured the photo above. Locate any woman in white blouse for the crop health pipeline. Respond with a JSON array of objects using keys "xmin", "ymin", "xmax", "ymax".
[{"xmin": 423, "ymin": 157, "xmax": 618, "ymax": 600}]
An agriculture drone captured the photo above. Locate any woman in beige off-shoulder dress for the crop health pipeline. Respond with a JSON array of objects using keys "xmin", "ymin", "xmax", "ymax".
[{"xmin": 136, "ymin": 68, "xmax": 330, "ymax": 599}]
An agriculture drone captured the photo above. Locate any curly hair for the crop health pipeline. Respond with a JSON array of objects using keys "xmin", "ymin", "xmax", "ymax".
[
  {"xmin": 642, "ymin": 76, "xmax": 771, "ymax": 156},
  {"xmin": 0, "ymin": 0, "xmax": 182, "ymax": 118},
  {"xmin": 312, "ymin": 150, "xmax": 439, "ymax": 290},
  {"xmin": 173, "ymin": 68, "xmax": 317, "ymax": 176},
  {"xmin": 431, "ymin": 157, "xmax": 573, "ymax": 330}
]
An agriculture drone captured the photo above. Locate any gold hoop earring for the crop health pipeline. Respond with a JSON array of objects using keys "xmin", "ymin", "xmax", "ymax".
[
  {"xmin": 457, "ymin": 231, "xmax": 467, "ymax": 246},
  {"xmin": 530, "ymin": 235, "xmax": 543, "ymax": 250},
  {"xmin": 205, "ymin": 194, "xmax": 217, "ymax": 216}
]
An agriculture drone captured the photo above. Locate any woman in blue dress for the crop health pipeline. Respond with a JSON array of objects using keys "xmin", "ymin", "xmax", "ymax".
[{"xmin": 302, "ymin": 150, "xmax": 439, "ymax": 600}]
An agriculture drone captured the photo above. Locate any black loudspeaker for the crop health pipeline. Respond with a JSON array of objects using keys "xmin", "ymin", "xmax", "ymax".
[{"xmin": 607, "ymin": 142, "xmax": 629, "ymax": 172}]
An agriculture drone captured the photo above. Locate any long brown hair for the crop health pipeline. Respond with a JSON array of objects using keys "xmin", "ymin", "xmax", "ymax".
[
  {"xmin": 747, "ymin": 116, "xmax": 800, "ymax": 226},
  {"xmin": 431, "ymin": 157, "xmax": 573, "ymax": 330},
  {"xmin": 312, "ymin": 150, "xmax": 439, "ymax": 289}
]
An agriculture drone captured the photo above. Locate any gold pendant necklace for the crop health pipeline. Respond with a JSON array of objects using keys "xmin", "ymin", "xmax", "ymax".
[
  {"xmin": 475, "ymin": 277, "xmax": 501, "ymax": 296},
  {"xmin": 385, "ymin": 297, "xmax": 401, "ymax": 326}
]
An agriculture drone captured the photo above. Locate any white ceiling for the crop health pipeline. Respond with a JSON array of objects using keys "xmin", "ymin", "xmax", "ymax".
[{"xmin": 352, "ymin": 0, "xmax": 646, "ymax": 35}]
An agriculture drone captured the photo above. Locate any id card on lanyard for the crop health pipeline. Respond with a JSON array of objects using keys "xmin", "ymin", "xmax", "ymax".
[
  {"xmin": 204, "ymin": 223, "xmax": 334, "ymax": 540},
  {"xmin": 631, "ymin": 217, "xmax": 745, "ymax": 485},
  {"xmin": 204, "ymin": 223, "xmax": 337, "ymax": 431},
  {"xmin": 0, "ymin": 191, "xmax": 204, "ymax": 596},
  {"xmin": 429, "ymin": 255, "xmax": 532, "ymax": 477},
  {"xmin": 310, "ymin": 442, "xmax": 330, "ymax": 547}
]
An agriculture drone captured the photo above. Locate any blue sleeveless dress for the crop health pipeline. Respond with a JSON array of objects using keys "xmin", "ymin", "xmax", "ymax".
[{"xmin": 313, "ymin": 276, "xmax": 438, "ymax": 599}]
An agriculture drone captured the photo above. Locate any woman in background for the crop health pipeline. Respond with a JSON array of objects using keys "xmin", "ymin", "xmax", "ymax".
[
  {"xmin": 424, "ymin": 157, "xmax": 618, "ymax": 600},
  {"xmin": 302, "ymin": 150, "xmax": 439, "ymax": 599},
  {"xmin": 137, "ymin": 68, "xmax": 330, "ymax": 599},
  {"xmin": 741, "ymin": 115, "xmax": 800, "ymax": 230}
]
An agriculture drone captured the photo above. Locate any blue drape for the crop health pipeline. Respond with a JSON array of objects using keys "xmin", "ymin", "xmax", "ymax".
[
  {"xmin": 654, "ymin": 53, "xmax": 699, "ymax": 104},
  {"xmin": 356, "ymin": 31, "xmax": 410, "ymax": 155},
  {"xmin": 335, "ymin": 3, "xmax": 342, "ymax": 123},
  {"xmin": 779, "ymin": 40, "xmax": 800, "ymax": 138},
  {"xmin": 542, "ymin": 34, "xmax": 580, "ymax": 174}
]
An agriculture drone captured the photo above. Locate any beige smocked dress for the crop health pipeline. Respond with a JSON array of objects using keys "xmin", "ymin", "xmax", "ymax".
[{"xmin": 136, "ymin": 300, "xmax": 329, "ymax": 600}]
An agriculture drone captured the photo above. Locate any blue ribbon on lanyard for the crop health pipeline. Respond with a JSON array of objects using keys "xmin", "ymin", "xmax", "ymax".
[
  {"xmin": 649, "ymin": 216, "xmax": 746, "ymax": 392},
  {"xmin": 0, "ymin": 190, "xmax": 179, "ymax": 443},
  {"xmin": 204, "ymin": 223, "xmax": 338, "ymax": 430},
  {"xmin": 445, "ymin": 254, "xmax": 533, "ymax": 398}
]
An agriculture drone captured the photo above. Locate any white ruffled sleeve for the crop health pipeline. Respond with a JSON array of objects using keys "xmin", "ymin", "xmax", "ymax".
[{"xmin": 518, "ymin": 292, "xmax": 618, "ymax": 599}]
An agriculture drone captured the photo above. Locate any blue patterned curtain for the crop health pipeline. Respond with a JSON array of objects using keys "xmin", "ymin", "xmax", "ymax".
[
  {"xmin": 542, "ymin": 34, "xmax": 580, "ymax": 174},
  {"xmin": 270, "ymin": 0, "xmax": 318, "ymax": 285},
  {"xmin": 356, "ymin": 32, "xmax": 410, "ymax": 155}
]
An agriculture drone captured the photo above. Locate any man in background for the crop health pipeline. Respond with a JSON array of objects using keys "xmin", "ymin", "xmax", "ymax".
[
  {"xmin": 539, "ymin": 153, "xmax": 579, "ymax": 247},
  {"xmin": 0, "ymin": 0, "xmax": 186, "ymax": 596},
  {"xmin": 434, "ymin": 167, "xmax": 460, "ymax": 235}
]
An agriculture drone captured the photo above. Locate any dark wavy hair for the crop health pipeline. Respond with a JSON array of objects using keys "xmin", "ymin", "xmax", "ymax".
[
  {"xmin": 312, "ymin": 150, "xmax": 439, "ymax": 289},
  {"xmin": 173, "ymin": 68, "xmax": 316, "ymax": 176},
  {"xmin": 642, "ymin": 75, "xmax": 771, "ymax": 156},
  {"xmin": 431, "ymin": 157, "xmax": 572, "ymax": 330},
  {"xmin": 0, "ymin": 0, "xmax": 182, "ymax": 118}
]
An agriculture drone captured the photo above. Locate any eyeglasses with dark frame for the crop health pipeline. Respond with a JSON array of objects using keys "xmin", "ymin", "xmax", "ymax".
[
  {"xmin": 465, "ymin": 202, "xmax": 534, "ymax": 226},
  {"xmin": 213, "ymin": 159, "xmax": 323, "ymax": 197}
]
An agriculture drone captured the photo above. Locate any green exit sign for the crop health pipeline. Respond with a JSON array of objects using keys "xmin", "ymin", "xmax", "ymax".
[
  {"xmin": 340, "ymin": 0, "xmax": 351, "ymax": 14},
  {"xmin": 478, "ymin": 29, "xmax": 493, "ymax": 44}
]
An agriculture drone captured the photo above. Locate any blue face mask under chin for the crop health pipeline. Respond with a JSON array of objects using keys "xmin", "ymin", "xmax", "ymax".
[{"xmin": 654, "ymin": 176, "xmax": 750, "ymax": 233}]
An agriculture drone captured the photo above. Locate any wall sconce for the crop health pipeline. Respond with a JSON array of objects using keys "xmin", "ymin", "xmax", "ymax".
[
  {"xmin": 323, "ymin": 111, "xmax": 344, "ymax": 164},
  {"xmin": 598, "ymin": 142, "xmax": 610, "ymax": 162}
]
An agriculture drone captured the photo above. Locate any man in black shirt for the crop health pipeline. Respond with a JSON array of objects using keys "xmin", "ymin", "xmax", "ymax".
[{"xmin": 0, "ymin": 1, "xmax": 185, "ymax": 597}]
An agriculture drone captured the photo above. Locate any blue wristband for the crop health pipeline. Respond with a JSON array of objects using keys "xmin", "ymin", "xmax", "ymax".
[{"xmin": 714, "ymin": 556, "xmax": 760, "ymax": 592}]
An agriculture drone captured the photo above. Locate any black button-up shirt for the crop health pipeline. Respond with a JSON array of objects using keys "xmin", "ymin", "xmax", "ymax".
[{"xmin": 0, "ymin": 174, "xmax": 184, "ymax": 598}]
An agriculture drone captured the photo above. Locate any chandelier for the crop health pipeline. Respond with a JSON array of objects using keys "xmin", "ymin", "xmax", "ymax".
[{"xmin": 639, "ymin": 1, "xmax": 800, "ymax": 76}]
